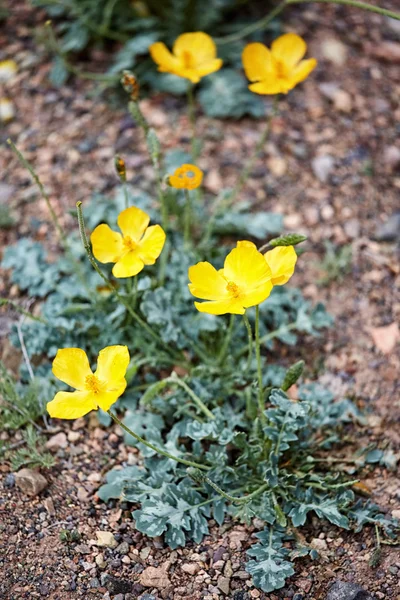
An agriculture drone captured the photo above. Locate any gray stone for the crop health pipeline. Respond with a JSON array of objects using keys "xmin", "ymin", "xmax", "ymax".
[
  {"xmin": 14, "ymin": 468, "xmax": 47, "ymax": 496},
  {"xmin": 374, "ymin": 212, "xmax": 400, "ymax": 242},
  {"xmin": 116, "ymin": 541, "xmax": 130, "ymax": 555},
  {"xmin": 312, "ymin": 155, "xmax": 335, "ymax": 182},
  {"xmin": 89, "ymin": 577, "xmax": 100, "ymax": 588},
  {"xmin": 326, "ymin": 581, "xmax": 374, "ymax": 600}
]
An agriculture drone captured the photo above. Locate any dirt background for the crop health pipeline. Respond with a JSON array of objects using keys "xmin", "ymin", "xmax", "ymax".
[{"xmin": 0, "ymin": 1, "xmax": 399, "ymax": 599}]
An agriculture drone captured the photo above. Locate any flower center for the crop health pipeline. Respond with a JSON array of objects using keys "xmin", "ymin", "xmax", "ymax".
[
  {"xmin": 182, "ymin": 50, "xmax": 194, "ymax": 69},
  {"xmin": 226, "ymin": 281, "xmax": 240, "ymax": 298},
  {"xmin": 275, "ymin": 59, "xmax": 288, "ymax": 80},
  {"xmin": 123, "ymin": 235, "xmax": 138, "ymax": 251},
  {"xmin": 84, "ymin": 374, "xmax": 103, "ymax": 394}
]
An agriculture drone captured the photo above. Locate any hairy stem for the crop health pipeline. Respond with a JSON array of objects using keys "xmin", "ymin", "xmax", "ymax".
[
  {"xmin": 218, "ymin": 314, "xmax": 235, "ymax": 364},
  {"xmin": 108, "ymin": 410, "xmax": 210, "ymax": 471},
  {"xmin": 201, "ymin": 97, "xmax": 278, "ymax": 245},
  {"xmin": 167, "ymin": 373, "xmax": 215, "ymax": 420},
  {"xmin": 243, "ymin": 313, "xmax": 253, "ymax": 371},
  {"xmin": 184, "ymin": 189, "xmax": 192, "ymax": 248},
  {"xmin": 187, "ymin": 84, "xmax": 198, "ymax": 160},
  {"xmin": 255, "ymin": 306, "xmax": 267, "ymax": 424}
]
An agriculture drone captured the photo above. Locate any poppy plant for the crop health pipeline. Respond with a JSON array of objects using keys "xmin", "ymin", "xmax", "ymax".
[
  {"xmin": 188, "ymin": 243, "xmax": 273, "ymax": 315},
  {"xmin": 242, "ymin": 33, "xmax": 317, "ymax": 95},
  {"xmin": 169, "ymin": 164, "xmax": 203, "ymax": 190},
  {"xmin": 90, "ymin": 206, "xmax": 166, "ymax": 278},
  {"xmin": 150, "ymin": 32, "xmax": 222, "ymax": 84},
  {"xmin": 47, "ymin": 346, "xmax": 130, "ymax": 419}
]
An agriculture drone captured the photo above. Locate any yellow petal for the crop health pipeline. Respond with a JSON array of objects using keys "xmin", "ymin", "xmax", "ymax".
[
  {"xmin": 242, "ymin": 43, "xmax": 273, "ymax": 82},
  {"xmin": 264, "ymin": 246, "xmax": 297, "ymax": 285},
  {"xmin": 195, "ymin": 58, "xmax": 223, "ymax": 78},
  {"xmin": 271, "ymin": 33, "xmax": 307, "ymax": 69},
  {"xmin": 112, "ymin": 252, "xmax": 144, "ymax": 278},
  {"xmin": 223, "ymin": 245, "xmax": 272, "ymax": 290},
  {"xmin": 188, "ymin": 262, "xmax": 229, "ymax": 301},
  {"xmin": 173, "ymin": 32, "xmax": 218, "ymax": 64},
  {"xmin": 248, "ymin": 80, "xmax": 287, "ymax": 95},
  {"xmin": 149, "ymin": 41, "xmax": 181, "ymax": 73},
  {"xmin": 52, "ymin": 348, "xmax": 92, "ymax": 390},
  {"xmin": 95, "ymin": 345, "xmax": 130, "ymax": 388},
  {"xmin": 288, "ymin": 58, "xmax": 317, "ymax": 86},
  {"xmin": 194, "ymin": 299, "xmax": 245, "ymax": 315},
  {"xmin": 91, "ymin": 224, "xmax": 123, "ymax": 264},
  {"xmin": 242, "ymin": 281, "xmax": 273, "ymax": 308},
  {"xmin": 95, "ymin": 390, "xmax": 125, "ymax": 412},
  {"xmin": 47, "ymin": 390, "xmax": 97, "ymax": 419},
  {"xmin": 138, "ymin": 224, "xmax": 166, "ymax": 264},
  {"xmin": 236, "ymin": 240, "xmax": 257, "ymax": 249},
  {"xmin": 117, "ymin": 206, "xmax": 150, "ymax": 241}
]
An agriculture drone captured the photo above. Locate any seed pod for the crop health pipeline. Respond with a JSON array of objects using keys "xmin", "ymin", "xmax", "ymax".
[{"xmin": 281, "ymin": 360, "xmax": 305, "ymax": 392}]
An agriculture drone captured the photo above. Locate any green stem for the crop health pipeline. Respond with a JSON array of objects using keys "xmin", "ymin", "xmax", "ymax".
[
  {"xmin": 7, "ymin": 139, "xmax": 91, "ymax": 294},
  {"xmin": 188, "ymin": 468, "xmax": 268, "ymax": 503},
  {"xmin": 237, "ymin": 321, "xmax": 299, "ymax": 358},
  {"xmin": 7, "ymin": 139, "xmax": 66, "ymax": 244},
  {"xmin": 167, "ymin": 373, "xmax": 215, "ymax": 420},
  {"xmin": 243, "ymin": 313, "xmax": 253, "ymax": 371},
  {"xmin": 187, "ymin": 84, "xmax": 198, "ymax": 160},
  {"xmin": 184, "ymin": 189, "xmax": 192, "ymax": 248},
  {"xmin": 75, "ymin": 202, "xmax": 177, "ymax": 356},
  {"xmin": 215, "ymin": 0, "xmax": 399, "ymax": 46},
  {"xmin": 255, "ymin": 306, "xmax": 266, "ymax": 424},
  {"xmin": 205, "ymin": 478, "xmax": 268, "ymax": 504},
  {"xmin": 286, "ymin": 0, "xmax": 400, "ymax": 20},
  {"xmin": 231, "ymin": 96, "xmax": 279, "ymax": 204},
  {"xmin": 218, "ymin": 314, "xmax": 235, "ymax": 364},
  {"xmin": 123, "ymin": 183, "xmax": 129, "ymax": 209},
  {"xmin": 108, "ymin": 410, "xmax": 210, "ymax": 471},
  {"xmin": 215, "ymin": 1, "xmax": 287, "ymax": 44},
  {"xmin": 0, "ymin": 298, "xmax": 48, "ymax": 324},
  {"xmin": 201, "ymin": 97, "xmax": 278, "ymax": 246}
]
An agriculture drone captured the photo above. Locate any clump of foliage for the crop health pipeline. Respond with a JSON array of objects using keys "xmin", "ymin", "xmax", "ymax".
[
  {"xmin": 318, "ymin": 241, "xmax": 353, "ymax": 286},
  {"xmin": 3, "ymin": 18, "xmax": 400, "ymax": 592},
  {"xmin": 0, "ymin": 364, "xmax": 55, "ymax": 469}
]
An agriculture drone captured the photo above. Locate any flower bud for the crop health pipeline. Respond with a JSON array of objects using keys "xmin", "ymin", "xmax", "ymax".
[
  {"xmin": 114, "ymin": 155, "xmax": 126, "ymax": 182},
  {"xmin": 121, "ymin": 70, "xmax": 140, "ymax": 100}
]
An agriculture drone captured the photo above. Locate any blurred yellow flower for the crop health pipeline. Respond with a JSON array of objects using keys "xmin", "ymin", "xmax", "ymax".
[
  {"xmin": 91, "ymin": 207, "xmax": 166, "ymax": 278},
  {"xmin": 188, "ymin": 243, "xmax": 273, "ymax": 315},
  {"xmin": 242, "ymin": 33, "xmax": 317, "ymax": 95},
  {"xmin": 237, "ymin": 241, "xmax": 297, "ymax": 285},
  {"xmin": 0, "ymin": 98, "xmax": 15, "ymax": 123},
  {"xmin": 150, "ymin": 32, "xmax": 222, "ymax": 84},
  {"xmin": 0, "ymin": 59, "xmax": 18, "ymax": 83},
  {"xmin": 169, "ymin": 164, "xmax": 203, "ymax": 190},
  {"xmin": 47, "ymin": 346, "xmax": 129, "ymax": 419}
]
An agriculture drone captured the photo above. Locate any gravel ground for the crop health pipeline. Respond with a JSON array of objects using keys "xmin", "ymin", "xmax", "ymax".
[{"xmin": 0, "ymin": 1, "xmax": 399, "ymax": 599}]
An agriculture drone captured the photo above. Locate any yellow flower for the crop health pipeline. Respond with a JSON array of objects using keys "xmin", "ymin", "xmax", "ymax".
[
  {"xmin": 0, "ymin": 98, "xmax": 15, "ymax": 123},
  {"xmin": 0, "ymin": 59, "xmax": 18, "ymax": 83},
  {"xmin": 237, "ymin": 241, "xmax": 297, "ymax": 285},
  {"xmin": 47, "ymin": 346, "xmax": 130, "ymax": 419},
  {"xmin": 242, "ymin": 33, "xmax": 317, "ymax": 95},
  {"xmin": 188, "ymin": 243, "xmax": 273, "ymax": 315},
  {"xmin": 149, "ymin": 32, "xmax": 223, "ymax": 84},
  {"xmin": 91, "ymin": 207, "xmax": 166, "ymax": 278},
  {"xmin": 169, "ymin": 164, "xmax": 203, "ymax": 190}
]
